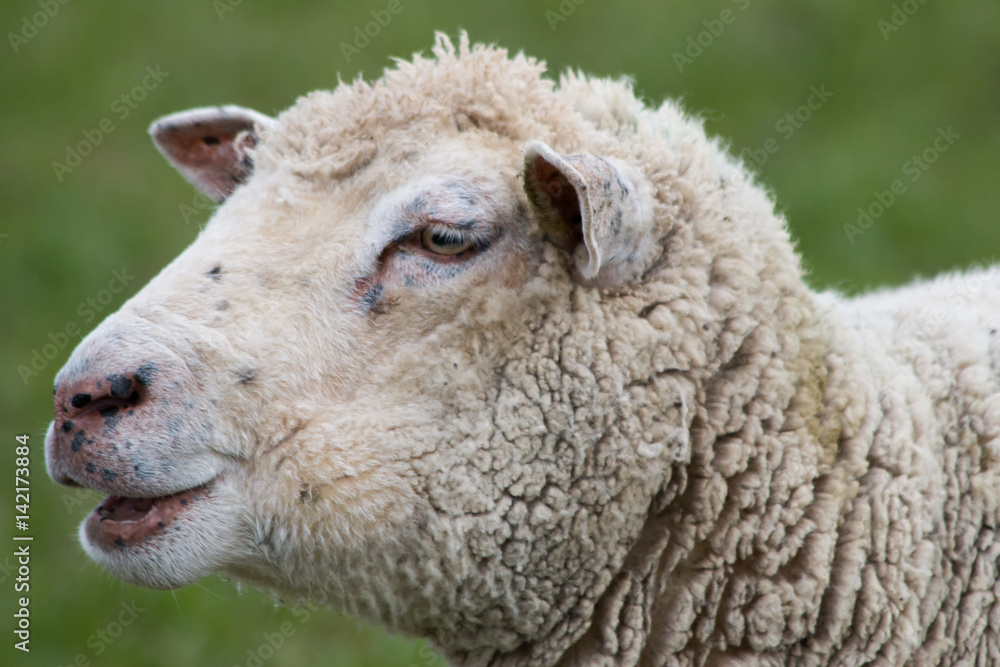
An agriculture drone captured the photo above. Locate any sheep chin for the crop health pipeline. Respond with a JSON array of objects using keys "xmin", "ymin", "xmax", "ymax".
[{"xmin": 78, "ymin": 476, "xmax": 238, "ymax": 590}]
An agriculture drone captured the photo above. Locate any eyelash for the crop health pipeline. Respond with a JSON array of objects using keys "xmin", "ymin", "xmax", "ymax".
[{"xmin": 410, "ymin": 223, "xmax": 492, "ymax": 259}]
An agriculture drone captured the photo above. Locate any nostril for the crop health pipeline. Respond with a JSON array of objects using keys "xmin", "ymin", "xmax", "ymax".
[
  {"xmin": 75, "ymin": 394, "xmax": 139, "ymax": 420},
  {"xmin": 62, "ymin": 372, "xmax": 145, "ymax": 420},
  {"xmin": 71, "ymin": 393, "xmax": 93, "ymax": 409}
]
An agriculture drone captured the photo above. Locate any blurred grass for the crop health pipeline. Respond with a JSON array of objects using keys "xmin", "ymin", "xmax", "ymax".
[{"xmin": 1, "ymin": 1, "xmax": 998, "ymax": 666}]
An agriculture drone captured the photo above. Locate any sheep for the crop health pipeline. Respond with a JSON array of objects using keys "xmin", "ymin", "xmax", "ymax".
[{"xmin": 44, "ymin": 32, "xmax": 1000, "ymax": 666}]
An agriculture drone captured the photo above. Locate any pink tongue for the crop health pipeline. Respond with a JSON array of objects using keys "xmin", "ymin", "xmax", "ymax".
[{"xmin": 100, "ymin": 496, "xmax": 156, "ymax": 522}]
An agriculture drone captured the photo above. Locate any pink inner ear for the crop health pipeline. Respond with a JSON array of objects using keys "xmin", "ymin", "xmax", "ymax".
[
  {"xmin": 526, "ymin": 155, "xmax": 584, "ymax": 251},
  {"xmin": 151, "ymin": 109, "xmax": 267, "ymax": 202}
]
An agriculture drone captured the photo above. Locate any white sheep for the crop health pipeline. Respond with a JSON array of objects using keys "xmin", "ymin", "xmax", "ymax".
[{"xmin": 44, "ymin": 33, "xmax": 1000, "ymax": 666}]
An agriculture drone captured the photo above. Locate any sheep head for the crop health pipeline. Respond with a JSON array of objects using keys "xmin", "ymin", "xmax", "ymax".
[{"xmin": 44, "ymin": 35, "xmax": 791, "ymax": 663}]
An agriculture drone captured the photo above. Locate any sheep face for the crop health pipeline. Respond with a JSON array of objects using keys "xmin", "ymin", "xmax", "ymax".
[{"xmin": 45, "ymin": 44, "xmax": 692, "ymax": 655}]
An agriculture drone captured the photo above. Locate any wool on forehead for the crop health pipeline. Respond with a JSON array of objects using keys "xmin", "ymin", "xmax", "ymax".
[
  {"xmin": 251, "ymin": 33, "xmax": 578, "ymax": 177},
  {"xmin": 246, "ymin": 31, "xmax": 758, "ymax": 267}
]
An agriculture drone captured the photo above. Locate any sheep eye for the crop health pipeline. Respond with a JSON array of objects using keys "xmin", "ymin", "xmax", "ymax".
[{"xmin": 420, "ymin": 228, "xmax": 474, "ymax": 256}]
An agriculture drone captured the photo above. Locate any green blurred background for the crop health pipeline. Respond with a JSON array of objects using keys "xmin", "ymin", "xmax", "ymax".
[{"xmin": 1, "ymin": 1, "xmax": 998, "ymax": 665}]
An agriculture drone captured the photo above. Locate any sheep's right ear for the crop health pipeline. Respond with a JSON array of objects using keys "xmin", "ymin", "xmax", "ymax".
[
  {"xmin": 522, "ymin": 140, "xmax": 657, "ymax": 287},
  {"xmin": 149, "ymin": 105, "xmax": 274, "ymax": 203}
]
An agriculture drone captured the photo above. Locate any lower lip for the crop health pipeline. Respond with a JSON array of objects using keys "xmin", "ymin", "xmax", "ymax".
[{"xmin": 84, "ymin": 483, "xmax": 212, "ymax": 550}]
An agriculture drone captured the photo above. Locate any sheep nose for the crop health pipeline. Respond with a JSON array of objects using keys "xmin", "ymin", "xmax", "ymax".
[
  {"xmin": 62, "ymin": 372, "xmax": 145, "ymax": 415},
  {"xmin": 49, "ymin": 370, "xmax": 148, "ymax": 485}
]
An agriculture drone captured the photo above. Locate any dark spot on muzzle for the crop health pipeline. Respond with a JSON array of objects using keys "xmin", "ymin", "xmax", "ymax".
[
  {"xmin": 62, "ymin": 420, "xmax": 74, "ymax": 433},
  {"xmin": 71, "ymin": 430, "xmax": 86, "ymax": 453},
  {"xmin": 72, "ymin": 393, "xmax": 92, "ymax": 409},
  {"xmin": 106, "ymin": 374, "xmax": 133, "ymax": 399},
  {"xmin": 102, "ymin": 408, "xmax": 123, "ymax": 433},
  {"xmin": 235, "ymin": 368, "xmax": 257, "ymax": 385},
  {"xmin": 134, "ymin": 362, "xmax": 158, "ymax": 386}
]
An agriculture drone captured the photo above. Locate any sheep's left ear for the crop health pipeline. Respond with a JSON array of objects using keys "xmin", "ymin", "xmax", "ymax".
[
  {"xmin": 149, "ymin": 105, "xmax": 274, "ymax": 203},
  {"xmin": 522, "ymin": 140, "xmax": 657, "ymax": 287}
]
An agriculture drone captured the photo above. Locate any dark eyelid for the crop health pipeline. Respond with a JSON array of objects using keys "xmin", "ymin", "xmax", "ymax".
[
  {"xmin": 419, "ymin": 216, "xmax": 488, "ymax": 234},
  {"xmin": 452, "ymin": 218, "xmax": 479, "ymax": 231},
  {"xmin": 390, "ymin": 185, "xmax": 495, "ymax": 247},
  {"xmin": 389, "ymin": 220, "xmax": 465, "ymax": 246},
  {"xmin": 395, "ymin": 216, "xmax": 490, "ymax": 241}
]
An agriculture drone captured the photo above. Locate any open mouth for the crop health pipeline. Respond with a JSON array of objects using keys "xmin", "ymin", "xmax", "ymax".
[{"xmin": 84, "ymin": 482, "xmax": 213, "ymax": 550}]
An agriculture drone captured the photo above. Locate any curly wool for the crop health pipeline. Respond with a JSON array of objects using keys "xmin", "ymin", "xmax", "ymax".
[
  {"xmin": 56, "ymin": 33, "xmax": 1000, "ymax": 666},
  {"xmin": 248, "ymin": 36, "xmax": 1000, "ymax": 665}
]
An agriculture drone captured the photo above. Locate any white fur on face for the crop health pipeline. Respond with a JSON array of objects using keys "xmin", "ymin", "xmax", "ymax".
[
  {"xmin": 51, "ymin": 35, "xmax": 999, "ymax": 667},
  {"xmin": 46, "ymin": 132, "xmax": 543, "ymax": 598}
]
